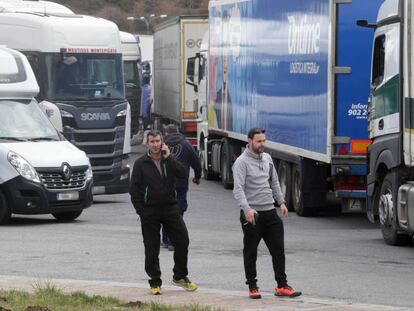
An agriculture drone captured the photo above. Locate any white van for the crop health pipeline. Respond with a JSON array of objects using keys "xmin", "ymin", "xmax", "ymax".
[{"xmin": 0, "ymin": 46, "xmax": 93, "ymax": 224}]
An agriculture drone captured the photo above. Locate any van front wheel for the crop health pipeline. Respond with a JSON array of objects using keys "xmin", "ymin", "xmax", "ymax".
[
  {"xmin": 0, "ymin": 190, "xmax": 11, "ymax": 225},
  {"xmin": 52, "ymin": 210, "xmax": 83, "ymax": 222}
]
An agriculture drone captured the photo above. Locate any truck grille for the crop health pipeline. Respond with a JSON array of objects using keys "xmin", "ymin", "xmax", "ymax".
[{"xmin": 39, "ymin": 170, "xmax": 87, "ymax": 190}]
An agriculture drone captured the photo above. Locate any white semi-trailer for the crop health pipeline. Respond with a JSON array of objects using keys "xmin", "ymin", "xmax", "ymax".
[{"xmin": 153, "ymin": 16, "xmax": 208, "ymax": 147}]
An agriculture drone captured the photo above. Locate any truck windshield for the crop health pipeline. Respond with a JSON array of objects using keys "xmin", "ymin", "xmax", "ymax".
[
  {"xmin": 0, "ymin": 100, "xmax": 59, "ymax": 141},
  {"xmin": 45, "ymin": 53, "xmax": 125, "ymax": 101},
  {"xmin": 123, "ymin": 61, "xmax": 140, "ymax": 89}
]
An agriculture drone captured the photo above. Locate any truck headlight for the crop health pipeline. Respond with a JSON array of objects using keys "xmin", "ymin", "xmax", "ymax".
[
  {"xmin": 61, "ymin": 109, "xmax": 74, "ymax": 118},
  {"xmin": 7, "ymin": 151, "xmax": 41, "ymax": 183},
  {"xmin": 117, "ymin": 109, "xmax": 127, "ymax": 117},
  {"xmin": 85, "ymin": 165, "xmax": 93, "ymax": 181}
]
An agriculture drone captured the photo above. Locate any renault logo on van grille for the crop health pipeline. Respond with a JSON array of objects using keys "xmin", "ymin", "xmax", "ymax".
[{"xmin": 62, "ymin": 164, "xmax": 71, "ymax": 180}]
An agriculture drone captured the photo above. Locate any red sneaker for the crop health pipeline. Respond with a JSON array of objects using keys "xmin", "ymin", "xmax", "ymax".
[
  {"xmin": 249, "ymin": 287, "xmax": 262, "ymax": 299},
  {"xmin": 275, "ymin": 285, "xmax": 302, "ymax": 297}
]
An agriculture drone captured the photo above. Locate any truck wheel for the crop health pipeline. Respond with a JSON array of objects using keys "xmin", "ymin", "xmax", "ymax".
[
  {"xmin": 0, "ymin": 190, "xmax": 11, "ymax": 225},
  {"xmin": 378, "ymin": 173, "xmax": 411, "ymax": 246},
  {"xmin": 221, "ymin": 139, "xmax": 233, "ymax": 189},
  {"xmin": 278, "ymin": 161, "xmax": 292, "ymax": 210},
  {"xmin": 52, "ymin": 210, "xmax": 83, "ymax": 222},
  {"xmin": 292, "ymin": 164, "xmax": 319, "ymax": 216},
  {"xmin": 200, "ymin": 145, "xmax": 216, "ymax": 180}
]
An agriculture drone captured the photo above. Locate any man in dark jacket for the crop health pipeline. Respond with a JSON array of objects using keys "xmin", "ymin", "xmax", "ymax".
[
  {"xmin": 129, "ymin": 130, "xmax": 198, "ymax": 295},
  {"xmin": 162, "ymin": 124, "xmax": 202, "ymax": 250}
]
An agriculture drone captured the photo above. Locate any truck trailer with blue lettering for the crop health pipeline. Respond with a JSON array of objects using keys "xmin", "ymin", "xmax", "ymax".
[{"xmin": 188, "ymin": 0, "xmax": 383, "ymax": 216}]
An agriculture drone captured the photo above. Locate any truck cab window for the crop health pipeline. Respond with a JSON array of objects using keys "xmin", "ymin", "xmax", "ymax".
[{"xmin": 372, "ymin": 35, "xmax": 385, "ymax": 88}]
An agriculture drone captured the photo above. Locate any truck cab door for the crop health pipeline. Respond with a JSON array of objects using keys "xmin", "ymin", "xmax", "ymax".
[
  {"xmin": 198, "ymin": 53, "xmax": 208, "ymax": 122},
  {"xmin": 369, "ymin": 24, "xmax": 400, "ymax": 140}
]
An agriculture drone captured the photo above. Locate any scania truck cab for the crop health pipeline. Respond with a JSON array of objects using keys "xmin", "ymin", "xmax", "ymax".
[
  {"xmin": 361, "ymin": 0, "xmax": 414, "ymax": 245},
  {"xmin": 0, "ymin": 0, "xmax": 131, "ymax": 195},
  {"xmin": 0, "ymin": 46, "xmax": 93, "ymax": 224}
]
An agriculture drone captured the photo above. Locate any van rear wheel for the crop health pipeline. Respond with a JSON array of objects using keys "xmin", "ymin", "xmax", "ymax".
[
  {"xmin": 0, "ymin": 190, "xmax": 11, "ymax": 225},
  {"xmin": 52, "ymin": 210, "xmax": 83, "ymax": 222}
]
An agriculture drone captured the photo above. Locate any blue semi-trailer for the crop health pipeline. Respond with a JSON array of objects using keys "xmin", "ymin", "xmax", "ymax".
[{"xmin": 193, "ymin": 0, "xmax": 383, "ymax": 216}]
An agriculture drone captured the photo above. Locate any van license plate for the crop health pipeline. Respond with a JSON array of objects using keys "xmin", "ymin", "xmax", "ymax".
[{"xmin": 57, "ymin": 192, "xmax": 79, "ymax": 201}]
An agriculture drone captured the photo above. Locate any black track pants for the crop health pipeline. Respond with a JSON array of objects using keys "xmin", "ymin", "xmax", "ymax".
[
  {"xmin": 140, "ymin": 205, "xmax": 189, "ymax": 287},
  {"xmin": 240, "ymin": 208, "xmax": 287, "ymax": 288}
]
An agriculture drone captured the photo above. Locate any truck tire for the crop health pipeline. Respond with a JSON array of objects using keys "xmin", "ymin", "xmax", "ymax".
[
  {"xmin": 200, "ymin": 143, "xmax": 216, "ymax": 180},
  {"xmin": 292, "ymin": 164, "xmax": 319, "ymax": 216},
  {"xmin": 378, "ymin": 172, "xmax": 411, "ymax": 246},
  {"xmin": 277, "ymin": 161, "xmax": 292, "ymax": 210},
  {"xmin": 221, "ymin": 139, "xmax": 233, "ymax": 189},
  {"xmin": 0, "ymin": 190, "xmax": 11, "ymax": 225},
  {"xmin": 52, "ymin": 210, "xmax": 83, "ymax": 222}
]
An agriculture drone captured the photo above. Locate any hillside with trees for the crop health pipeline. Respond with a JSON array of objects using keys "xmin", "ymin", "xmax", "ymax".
[{"xmin": 54, "ymin": 0, "xmax": 208, "ymax": 34}]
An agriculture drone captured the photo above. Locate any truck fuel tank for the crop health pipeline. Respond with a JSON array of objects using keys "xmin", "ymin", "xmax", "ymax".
[{"xmin": 397, "ymin": 182, "xmax": 414, "ymax": 232}]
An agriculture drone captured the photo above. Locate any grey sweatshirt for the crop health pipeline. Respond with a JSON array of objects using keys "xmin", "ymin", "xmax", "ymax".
[{"xmin": 232, "ymin": 147, "xmax": 285, "ymax": 212}]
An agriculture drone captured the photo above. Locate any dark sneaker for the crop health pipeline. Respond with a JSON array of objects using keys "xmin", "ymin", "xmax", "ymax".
[
  {"xmin": 172, "ymin": 277, "xmax": 198, "ymax": 291},
  {"xmin": 275, "ymin": 285, "xmax": 302, "ymax": 297},
  {"xmin": 150, "ymin": 286, "xmax": 162, "ymax": 295},
  {"xmin": 249, "ymin": 287, "xmax": 261, "ymax": 299}
]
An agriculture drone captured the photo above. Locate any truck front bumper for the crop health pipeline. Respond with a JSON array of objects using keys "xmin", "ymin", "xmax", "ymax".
[{"xmin": 92, "ymin": 165, "xmax": 130, "ymax": 195}]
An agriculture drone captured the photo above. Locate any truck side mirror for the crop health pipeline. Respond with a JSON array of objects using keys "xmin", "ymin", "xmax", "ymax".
[
  {"xmin": 356, "ymin": 20, "xmax": 377, "ymax": 29},
  {"xmin": 186, "ymin": 56, "xmax": 199, "ymax": 92}
]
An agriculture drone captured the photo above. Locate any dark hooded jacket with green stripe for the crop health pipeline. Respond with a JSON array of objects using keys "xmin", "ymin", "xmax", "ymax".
[{"xmin": 129, "ymin": 153, "xmax": 187, "ymax": 215}]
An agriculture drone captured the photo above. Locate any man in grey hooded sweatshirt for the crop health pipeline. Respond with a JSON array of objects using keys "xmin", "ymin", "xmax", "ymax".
[{"xmin": 232, "ymin": 128, "xmax": 301, "ymax": 299}]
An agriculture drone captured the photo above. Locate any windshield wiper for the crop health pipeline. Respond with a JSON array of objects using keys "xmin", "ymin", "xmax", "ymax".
[
  {"xmin": 0, "ymin": 137, "xmax": 27, "ymax": 142},
  {"xmin": 27, "ymin": 137, "xmax": 59, "ymax": 142}
]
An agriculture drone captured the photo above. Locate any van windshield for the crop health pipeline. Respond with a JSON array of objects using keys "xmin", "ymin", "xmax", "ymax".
[
  {"xmin": 0, "ymin": 100, "xmax": 59, "ymax": 141},
  {"xmin": 45, "ymin": 53, "xmax": 125, "ymax": 101}
]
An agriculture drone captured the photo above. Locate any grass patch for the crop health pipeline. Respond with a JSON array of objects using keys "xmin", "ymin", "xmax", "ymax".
[{"xmin": 0, "ymin": 283, "xmax": 222, "ymax": 311}]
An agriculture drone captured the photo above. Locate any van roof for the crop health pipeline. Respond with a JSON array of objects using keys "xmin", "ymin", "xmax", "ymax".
[{"xmin": 0, "ymin": 46, "xmax": 39, "ymax": 99}]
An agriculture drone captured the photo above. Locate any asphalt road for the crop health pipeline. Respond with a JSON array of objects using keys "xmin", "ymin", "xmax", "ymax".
[{"xmin": 0, "ymin": 144, "xmax": 413, "ymax": 309}]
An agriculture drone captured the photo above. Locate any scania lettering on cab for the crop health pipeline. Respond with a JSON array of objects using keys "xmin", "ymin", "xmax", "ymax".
[
  {"xmin": 360, "ymin": 0, "xmax": 414, "ymax": 245},
  {"xmin": 153, "ymin": 16, "xmax": 208, "ymax": 147},
  {"xmin": 0, "ymin": 46, "xmax": 93, "ymax": 224},
  {"xmin": 0, "ymin": 0, "xmax": 131, "ymax": 195},
  {"xmin": 189, "ymin": 0, "xmax": 383, "ymax": 216}
]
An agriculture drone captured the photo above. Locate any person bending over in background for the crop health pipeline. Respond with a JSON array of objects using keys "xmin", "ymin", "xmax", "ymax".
[{"xmin": 161, "ymin": 124, "xmax": 202, "ymax": 251}]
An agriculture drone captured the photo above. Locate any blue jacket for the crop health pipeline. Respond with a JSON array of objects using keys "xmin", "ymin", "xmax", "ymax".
[{"xmin": 165, "ymin": 133, "xmax": 202, "ymax": 189}]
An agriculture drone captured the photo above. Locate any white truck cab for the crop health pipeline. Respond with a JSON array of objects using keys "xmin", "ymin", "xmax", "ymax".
[
  {"xmin": 0, "ymin": 46, "xmax": 93, "ymax": 224},
  {"xmin": 120, "ymin": 31, "xmax": 142, "ymax": 138}
]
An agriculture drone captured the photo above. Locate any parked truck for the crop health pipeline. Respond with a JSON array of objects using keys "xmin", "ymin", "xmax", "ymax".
[
  {"xmin": 153, "ymin": 16, "xmax": 208, "ymax": 147},
  {"xmin": 120, "ymin": 31, "xmax": 142, "ymax": 137},
  {"xmin": 0, "ymin": 46, "xmax": 93, "ymax": 224},
  {"xmin": 188, "ymin": 0, "xmax": 383, "ymax": 217},
  {"xmin": 358, "ymin": 0, "xmax": 414, "ymax": 245},
  {"xmin": 0, "ymin": 0, "xmax": 131, "ymax": 195}
]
